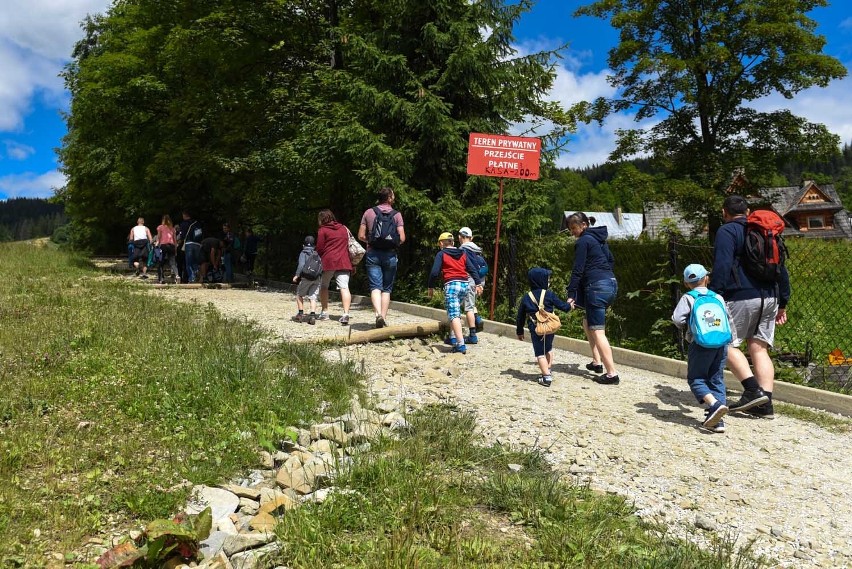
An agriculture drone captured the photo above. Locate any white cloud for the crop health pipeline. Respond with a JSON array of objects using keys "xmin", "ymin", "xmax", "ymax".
[
  {"xmin": 0, "ymin": 0, "xmax": 110, "ymax": 133},
  {"xmin": 3, "ymin": 140, "xmax": 36, "ymax": 160},
  {"xmin": 840, "ymin": 18, "xmax": 852, "ymax": 30},
  {"xmin": 0, "ymin": 169, "xmax": 66, "ymax": 199}
]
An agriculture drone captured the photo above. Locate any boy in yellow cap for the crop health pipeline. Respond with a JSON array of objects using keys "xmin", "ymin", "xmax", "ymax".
[{"xmin": 428, "ymin": 232, "xmax": 484, "ymax": 354}]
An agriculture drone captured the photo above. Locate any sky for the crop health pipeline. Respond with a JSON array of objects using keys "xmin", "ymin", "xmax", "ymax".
[{"xmin": 0, "ymin": 0, "xmax": 850, "ymax": 200}]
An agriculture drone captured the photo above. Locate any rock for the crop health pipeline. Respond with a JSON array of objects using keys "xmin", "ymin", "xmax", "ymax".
[
  {"xmin": 196, "ymin": 552, "xmax": 232, "ymax": 569},
  {"xmin": 302, "ymin": 461, "xmax": 330, "ymax": 487},
  {"xmin": 258, "ymin": 451, "xmax": 274, "ymax": 469},
  {"xmin": 507, "ymin": 464, "xmax": 523, "ymax": 472},
  {"xmin": 424, "ymin": 369, "xmax": 449, "ymax": 383},
  {"xmin": 223, "ymin": 533, "xmax": 275, "ymax": 556},
  {"xmin": 305, "ymin": 488, "xmax": 332, "ymax": 504},
  {"xmin": 216, "ymin": 516, "xmax": 239, "ymax": 535},
  {"xmin": 350, "ymin": 423, "xmax": 382, "ymax": 443},
  {"xmin": 309, "ymin": 439, "xmax": 336, "ymax": 454},
  {"xmin": 258, "ymin": 494, "xmax": 298, "ymax": 515},
  {"xmin": 282, "ymin": 455, "xmax": 302, "ymax": 471},
  {"xmin": 199, "ymin": 530, "xmax": 229, "ymax": 559},
  {"xmin": 229, "ymin": 542, "xmax": 282, "ymax": 569},
  {"xmin": 222, "ymin": 484, "xmax": 262, "ymax": 501},
  {"xmin": 248, "ymin": 512, "xmax": 276, "ymax": 533},
  {"xmin": 276, "ymin": 466, "xmax": 312, "ymax": 494},
  {"xmin": 318, "ymin": 423, "xmax": 349, "ymax": 446},
  {"xmin": 376, "ymin": 399, "xmax": 398, "ymax": 413},
  {"xmin": 238, "ymin": 498, "xmax": 260, "ymax": 514},
  {"xmin": 695, "ymin": 515, "xmax": 718, "ymax": 531},
  {"xmin": 186, "ymin": 486, "xmax": 240, "ymax": 523},
  {"xmin": 382, "ymin": 412, "xmax": 410, "ymax": 431}
]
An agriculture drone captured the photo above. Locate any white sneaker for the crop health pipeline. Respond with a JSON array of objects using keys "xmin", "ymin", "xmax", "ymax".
[{"xmin": 317, "ymin": 312, "xmax": 330, "ymax": 321}]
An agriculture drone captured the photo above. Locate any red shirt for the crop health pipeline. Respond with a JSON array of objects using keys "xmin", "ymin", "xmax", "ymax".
[{"xmin": 316, "ymin": 221, "xmax": 353, "ymax": 272}]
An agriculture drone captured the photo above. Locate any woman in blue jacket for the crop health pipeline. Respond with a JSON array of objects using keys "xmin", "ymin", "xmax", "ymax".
[{"xmin": 565, "ymin": 212, "xmax": 620, "ymax": 385}]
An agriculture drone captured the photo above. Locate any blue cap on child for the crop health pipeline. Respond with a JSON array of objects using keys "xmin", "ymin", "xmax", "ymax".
[{"xmin": 683, "ymin": 263, "xmax": 708, "ymax": 283}]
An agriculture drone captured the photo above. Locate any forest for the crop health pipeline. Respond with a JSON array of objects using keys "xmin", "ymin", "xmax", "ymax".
[{"xmin": 0, "ymin": 198, "xmax": 67, "ymax": 242}]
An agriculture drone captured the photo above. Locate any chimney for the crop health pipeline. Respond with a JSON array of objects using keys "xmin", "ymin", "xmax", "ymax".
[{"xmin": 614, "ymin": 206, "xmax": 623, "ymax": 225}]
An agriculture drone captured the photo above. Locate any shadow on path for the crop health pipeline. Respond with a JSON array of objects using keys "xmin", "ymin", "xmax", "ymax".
[{"xmin": 634, "ymin": 384, "xmax": 702, "ymax": 429}]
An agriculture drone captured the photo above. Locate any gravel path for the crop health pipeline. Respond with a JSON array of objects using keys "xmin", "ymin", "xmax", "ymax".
[{"xmin": 151, "ymin": 284, "xmax": 852, "ymax": 568}]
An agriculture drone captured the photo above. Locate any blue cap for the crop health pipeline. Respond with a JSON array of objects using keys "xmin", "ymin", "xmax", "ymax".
[{"xmin": 683, "ymin": 263, "xmax": 708, "ymax": 283}]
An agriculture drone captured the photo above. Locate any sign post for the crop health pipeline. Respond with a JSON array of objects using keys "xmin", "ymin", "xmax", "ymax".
[{"xmin": 466, "ymin": 133, "xmax": 541, "ymax": 319}]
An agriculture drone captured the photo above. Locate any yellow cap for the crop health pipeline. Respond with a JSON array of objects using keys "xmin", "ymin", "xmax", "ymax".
[{"xmin": 438, "ymin": 232, "xmax": 454, "ymax": 243}]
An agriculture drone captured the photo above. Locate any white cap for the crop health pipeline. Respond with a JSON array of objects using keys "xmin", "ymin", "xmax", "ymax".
[{"xmin": 458, "ymin": 227, "xmax": 473, "ymax": 238}]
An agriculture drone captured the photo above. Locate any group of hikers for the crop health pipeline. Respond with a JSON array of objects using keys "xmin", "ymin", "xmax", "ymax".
[
  {"xmin": 132, "ymin": 191, "xmax": 790, "ymax": 435},
  {"xmin": 127, "ymin": 212, "xmax": 260, "ymax": 284}
]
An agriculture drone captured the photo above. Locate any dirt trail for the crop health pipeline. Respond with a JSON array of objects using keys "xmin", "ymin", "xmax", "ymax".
[{"xmin": 151, "ymin": 284, "xmax": 852, "ymax": 568}]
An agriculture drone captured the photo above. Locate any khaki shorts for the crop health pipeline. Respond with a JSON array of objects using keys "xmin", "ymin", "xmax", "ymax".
[
  {"xmin": 296, "ymin": 278, "xmax": 320, "ymax": 300},
  {"xmin": 726, "ymin": 296, "xmax": 778, "ymax": 347},
  {"xmin": 321, "ymin": 270, "xmax": 350, "ymax": 290}
]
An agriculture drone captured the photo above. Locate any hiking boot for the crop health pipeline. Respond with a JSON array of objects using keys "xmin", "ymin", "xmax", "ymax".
[
  {"xmin": 451, "ymin": 344, "xmax": 467, "ymax": 355},
  {"xmin": 538, "ymin": 375, "xmax": 553, "ymax": 387},
  {"xmin": 291, "ymin": 313, "xmax": 304, "ymax": 323},
  {"xmin": 745, "ymin": 401, "xmax": 775, "ymax": 419},
  {"xmin": 585, "ymin": 361, "xmax": 604, "ymax": 374},
  {"xmin": 464, "ymin": 335, "xmax": 479, "ymax": 345},
  {"xmin": 444, "ymin": 336, "xmax": 458, "ymax": 346},
  {"xmin": 594, "ymin": 374, "xmax": 620, "ymax": 385},
  {"xmin": 317, "ymin": 312, "xmax": 330, "ymax": 321},
  {"xmin": 728, "ymin": 389, "xmax": 769, "ymax": 413},
  {"xmin": 702, "ymin": 401, "xmax": 728, "ymax": 430},
  {"xmin": 307, "ymin": 313, "xmax": 316, "ymax": 325},
  {"xmin": 475, "ymin": 315, "xmax": 484, "ymax": 332},
  {"xmin": 376, "ymin": 315, "xmax": 386, "ymax": 329},
  {"xmin": 339, "ymin": 314, "xmax": 350, "ymax": 326}
]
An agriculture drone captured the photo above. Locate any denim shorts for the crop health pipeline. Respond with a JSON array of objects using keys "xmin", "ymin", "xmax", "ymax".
[
  {"xmin": 584, "ymin": 278, "xmax": 617, "ymax": 330},
  {"xmin": 365, "ymin": 249, "xmax": 398, "ymax": 293},
  {"xmin": 528, "ymin": 325, "xmax": 555, "ymax": 358}
]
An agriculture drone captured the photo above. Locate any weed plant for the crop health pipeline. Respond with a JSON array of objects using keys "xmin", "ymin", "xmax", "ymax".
[
  {"xmin": 0, "ymin": 243, "xmax": 361, "ymax": 565},
  {"xmin": 275, "ymin": 404, "xmax": 764, "ymax": 568}
]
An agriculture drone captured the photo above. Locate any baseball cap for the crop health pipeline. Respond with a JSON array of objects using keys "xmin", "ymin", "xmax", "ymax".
[
  {"xmin": 458, "ymin": 227, "xmax": 473, "ymax": 238},
  {"xmin": 683, "ymin": 263, "xmax": 708, "ymax": 283},
  {"xmin": 437, "ymin": 232, "xmax": 454, "ymax": 243},
  {"xmin": 304, "ymin": 236, "xmax": 315, "ymax": 246}
]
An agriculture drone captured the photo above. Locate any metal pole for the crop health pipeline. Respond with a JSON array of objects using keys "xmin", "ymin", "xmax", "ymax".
[{"xmin": 489, "ymin": 178, "xmax": 504, "ymax": 319}]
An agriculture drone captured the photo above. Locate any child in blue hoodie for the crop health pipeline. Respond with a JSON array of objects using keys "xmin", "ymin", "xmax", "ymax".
[
  {"xmin": 428, "ymin": 232, "xmax": 484, "ymax": 354},
  {"xmin": 516, "ymin": 268, "xmax": 573, "ymax": 386}
]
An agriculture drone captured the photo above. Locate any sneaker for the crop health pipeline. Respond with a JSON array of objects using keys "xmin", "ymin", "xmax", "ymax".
[
  {"xmin": 175, "ymin": 276, "xmax": 181, "ymax": 284},
  {"xmin": 317, "ymin": 312, "xmax": 330, "ymax": 321},
  {"xmin": 475, "ymin": 315, "xmax": 484, "ymax": 332},
  {"xmin": 444, "ymin": 336, "xmax": 458, "ymax": 346},
  {"xmin": 464, "ymin": 335, "xmax": 478, "ymax": 345},
  {"xmin": 728, "ymin": 389, "xmax": 769, "ymax": 413},
  {"xmin": 744, "ymin": 402, "xmax": 775, "ymax": 419},
  {"xmin": 307, "ymin": 314, "xmax": 316, "ymax": 325},
  {"xmin": 291, "ymin": 314, "xmax": 304, "ymax": 323},
  {"xmin": 538, "ymin": 375, "xmax": 553, "ymax": 387},
  {"xmin": 140, "ymin": 274, "xmax": 148, "ymax": 280},
  {"xmin": 339, "ymin": 314, "xmax": 350, "ymax": 326},
  {"xmin": 702, "ymin": 401, "xmax": 728, "ymax": 430},
  {"xmin": 712, "ymin": 420, "xmax": 727, "ymax": 433},
  {"xmin": 585, "ymin": 361, "xmax": 604, "ymax": 374},
  {"xmin": 451, "ymin": 344, "xmax": 467, "ymax": 354},
  {"xmin": 376, "ymin": 315, "xmax": 386, "ymax": 329},
  {"xmin": 594, "ymin": 374, "xmax": 620, "ymax": 385}
]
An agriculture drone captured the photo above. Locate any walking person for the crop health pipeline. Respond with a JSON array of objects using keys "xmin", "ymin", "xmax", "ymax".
[
  {"xmin": 128, "ymin": 217, "xmax": 153, "ymax": 279},
  {"xmin": 316, "ymin": 209, "xmax": 354, "ymax": 324},
  {"xmin": 199, "ymin": 237, "xmax": 223, "ymax": 283},
  {"xmin": 155, "ymin": 214, "xmax": 180, "ymax": 284},
  {"xmin": 243, "ymin": 227, "xmax": 260, "ymax": 282},
  {"xmin": 221, "ymin": 222, "xmax": 237, "ymax": 283},
  {"xmin": 458, "ymin": 227, "xmax": 487, "ymax": 337},
  {"xmin": 516, "ymin": 268, "xmax": 573, "ymax": 386},
  {"xmin": 358, "ymin": 187, "xmax": 405, "ymax": 328},
  {"xmin": 564, "ymin": 212, "xmax": 620, "ymax": 385},
  {"xmin": 292, "ymin": 236, "xmax": 322, "ymax": 325},
  {"xmin": 672, "ymin": 264, "xmax": 732, "ymax": 433},
  {"xmin": 178, "ymin": 211, "xmax": 202, "ymax": 283},
  {"xmin": 710, "ymin": 195, "xmax": 789, "ymax": 418}
]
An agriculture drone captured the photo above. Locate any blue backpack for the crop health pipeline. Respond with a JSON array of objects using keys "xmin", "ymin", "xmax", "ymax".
[{"xmin": 687, "ymin": 290, "xmax": 732, "ymax": 348}]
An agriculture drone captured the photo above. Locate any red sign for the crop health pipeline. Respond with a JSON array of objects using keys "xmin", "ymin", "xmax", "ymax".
[{"xmin": 466, "ymin": 133, "xmax": 541, "ymax": 180}]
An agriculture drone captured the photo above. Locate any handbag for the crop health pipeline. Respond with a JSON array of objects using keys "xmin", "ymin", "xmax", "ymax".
[
  {"xmin": 347, "ymin": 227, "xmax": 366, "ymax": 265},
  {"xmin": 528, "ymin": 290, "xmax": 562, "ymax": 335}
]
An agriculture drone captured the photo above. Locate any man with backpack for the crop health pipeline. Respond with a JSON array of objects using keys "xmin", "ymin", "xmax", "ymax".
[
  {"xmin": 358, "ymin": 187, "xmax": 406, "ymax": 328},
  {"xmin": 710, "ymin": 195, "xmax": 791, "ymax": 419}
]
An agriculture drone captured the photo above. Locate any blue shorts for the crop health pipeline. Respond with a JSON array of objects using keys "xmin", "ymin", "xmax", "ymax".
[
  {"xmin": 365, "ymin": 249, "xmax": 398, "ymax": 293},
  {"xmin": 443, "ymin": 280, "xmax": 469, "ymax": 321},
  {"xmin": 529, "ymin": 325, "xmax": 554, "ymax": 358},
  {"xmin": 583, "ymin": 278, "xmax": 617, "ymax": 330}
]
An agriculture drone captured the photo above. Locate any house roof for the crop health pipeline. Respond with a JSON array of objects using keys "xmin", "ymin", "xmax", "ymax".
[
  {"xmin": 764, "ymin": 183, "xmax": 852, "ymax": 239},
  {"xmin": 562, "ymin": 210, "xmax": 643, "ymax": 239},
  {"xmin": 642, "ymin": 203, "xmax": 700, "ymax": 238}
]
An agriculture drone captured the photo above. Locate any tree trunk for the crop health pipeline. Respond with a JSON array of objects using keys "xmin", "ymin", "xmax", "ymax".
[{"xmin": 344, "ymin": 321, "xmax": 447, "ymax": 344}]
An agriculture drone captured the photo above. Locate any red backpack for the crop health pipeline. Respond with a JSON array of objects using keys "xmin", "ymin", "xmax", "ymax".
[{"xmin": 741, "ymin": 210, "xmax": 788, "ymax": 284}]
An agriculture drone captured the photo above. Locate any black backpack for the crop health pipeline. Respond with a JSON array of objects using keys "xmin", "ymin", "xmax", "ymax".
[
  {"xmin": 369, "ymin": 207, "xmax": 400, "ymax": 250},
  {"xmin": 301, "ymin": 249, "xmax": 323, "ymax": 280}
]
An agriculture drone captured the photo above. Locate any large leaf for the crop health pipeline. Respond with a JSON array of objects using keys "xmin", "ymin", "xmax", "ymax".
[{"xmin": 96, "ymin": 541, "xmax": 148, "ymax": 569}]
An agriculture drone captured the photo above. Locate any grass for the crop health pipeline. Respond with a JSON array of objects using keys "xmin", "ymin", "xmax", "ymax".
[
  {"xmin": 774, "ymin": 403, "xmax": 852, "ymax": 434},
  {"xmin": 0, "ymin": 242, "xmax": 362, "ymax": 566},
  {"xmin": 273, "ymin": 403, "xmax": 764, "ymax": 568},
  {"xmin": 0, "ymin": 242, "xmax": 765, "ymax": 568}
]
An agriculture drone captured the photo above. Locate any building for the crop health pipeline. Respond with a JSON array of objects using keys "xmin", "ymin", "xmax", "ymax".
[{"xmin": 561, "ymin": 207, "xmax": 643, "ymax": 239}]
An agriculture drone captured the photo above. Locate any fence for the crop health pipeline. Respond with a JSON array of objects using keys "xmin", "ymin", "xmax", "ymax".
[{"xmin": 253, "ymin": 228, "xmax": 851, "ymax": 393}]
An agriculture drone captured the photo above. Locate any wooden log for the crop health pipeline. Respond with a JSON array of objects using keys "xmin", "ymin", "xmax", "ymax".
[
  {"xmin": 149, "ymin": 283, "xmax": 252, "ymax": 289},
  {"xmin": 344, "ymin": 321, "xmax": 447, "ymax": 344}
]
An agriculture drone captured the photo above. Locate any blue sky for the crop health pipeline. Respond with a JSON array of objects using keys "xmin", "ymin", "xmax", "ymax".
[{"xmin": 0, "ymin": 0, "xmax": 850, "ymax": 200}]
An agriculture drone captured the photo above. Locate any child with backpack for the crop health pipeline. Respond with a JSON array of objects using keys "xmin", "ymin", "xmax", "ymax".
[
  {"xmin": 427, "ymin": 232, "xmax": 484, "ymax": 354},
  {"xmin": 515, "ymin": 268, "xmax": 573, "ymax": 387},
  {"xmin": 672, "ymin": 264, "xmax": 732, "ymax": 433},
  {"xmin": 292, "ymin": 236, "xmax": 323, "ymax": 325},
  {"xmin": 458, "ymin": 227, "xmax": 487, "ymax": 337}
]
